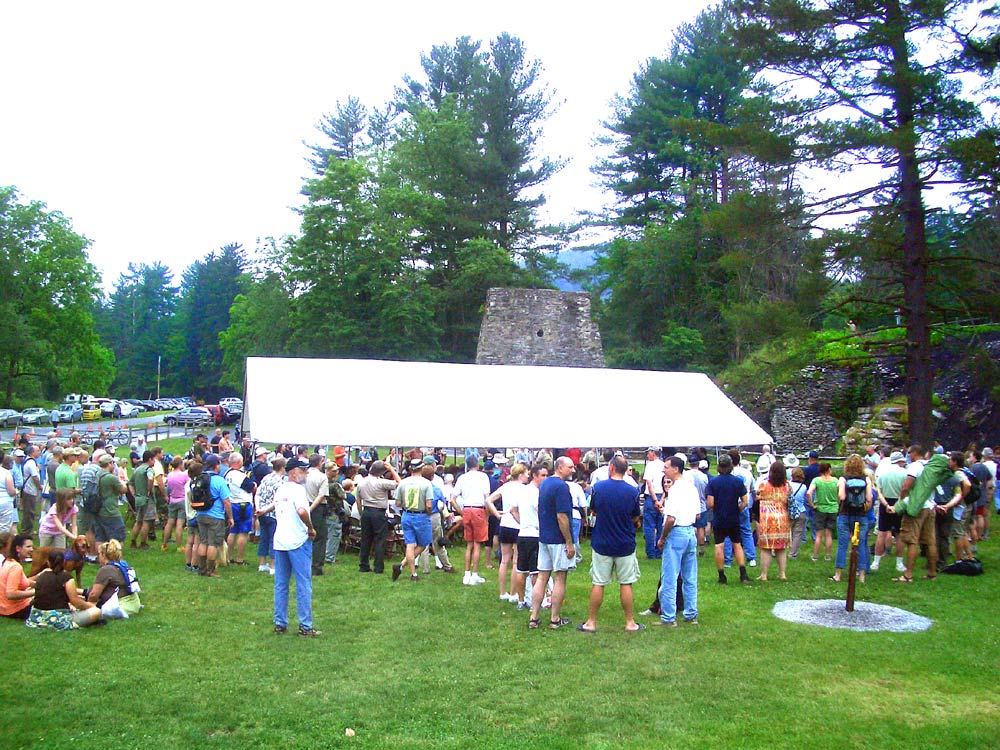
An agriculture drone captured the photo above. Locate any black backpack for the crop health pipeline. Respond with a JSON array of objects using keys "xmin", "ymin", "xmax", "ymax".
[
  {"xmin": 844, "ymin": 477, "xmax": 868, "ymax": 512},
  {"xmin": 962, "ymin": 467, "xmax": 981, "ymax": 506},
  {"xmin": 80, "ymin": 464, "xmax": 103, "ymax": 515},
  {"xmin": 189, "ymin": 473, "xmax": 214, "ymax": 512}
]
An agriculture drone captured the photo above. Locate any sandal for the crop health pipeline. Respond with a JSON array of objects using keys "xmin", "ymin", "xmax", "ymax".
[
  {"xmin": 921, "ymin": 575, "xmax": 937, "ymax": 580},
  {"xmin": 625, "ymin": 623, "xmax": 646, "ymax": 632},
  {"xmin": 891, "ymin": 575, "xmax": 913, "ymax": 583},
  {"xmin": 528, "ymin": 617, "xmax": 540, "ymax": 630},
  {"xmin": 576, "ymin": 623, "xmax": 596, "ymax": 633},
  {"xmin": 549, "ymin": 617, "xmax": 571, "ymax": 629}
]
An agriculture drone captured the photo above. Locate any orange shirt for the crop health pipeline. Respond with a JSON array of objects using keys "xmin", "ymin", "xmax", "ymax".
[{"xmin": 0, "ymin": 559, "xmax": 31, "ymax": 617}]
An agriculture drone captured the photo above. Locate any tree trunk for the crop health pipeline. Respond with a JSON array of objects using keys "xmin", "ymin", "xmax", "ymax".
[{"xmin": 889, "ymin": 0, "xmax": 934, "ymax": 447}]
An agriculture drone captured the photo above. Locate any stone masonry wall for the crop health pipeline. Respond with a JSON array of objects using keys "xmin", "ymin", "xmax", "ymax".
[{"xmin": 475, "ymin": 288, "xmax": 605, "ymax": 368}]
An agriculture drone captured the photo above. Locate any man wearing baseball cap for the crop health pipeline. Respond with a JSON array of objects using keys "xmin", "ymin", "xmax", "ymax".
[
  {"xmin": 194, "ymin": 453, "xmax": 233, "ymax": 578},
  {"xmin": 266, "ymin": 456, "xmax": 319, "ymax": 636}
]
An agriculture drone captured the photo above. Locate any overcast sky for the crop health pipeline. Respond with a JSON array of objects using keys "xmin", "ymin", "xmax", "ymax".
[{"xmin": 1, "ymin": 1, "xmax": 713, "ymax": 290}]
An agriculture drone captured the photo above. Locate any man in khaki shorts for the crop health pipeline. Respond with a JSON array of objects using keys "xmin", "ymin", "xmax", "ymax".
[{"xmin": 578, "ymin": 456, "xmax": 642, "ymax": 633}]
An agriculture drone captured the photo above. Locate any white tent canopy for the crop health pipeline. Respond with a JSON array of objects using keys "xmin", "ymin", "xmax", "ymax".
[{"xmin": 243, "ymin": 357, "xmax": 772, "ymax": 449}]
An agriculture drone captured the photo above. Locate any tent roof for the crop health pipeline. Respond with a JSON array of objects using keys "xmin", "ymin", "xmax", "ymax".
[{"xmin": 243, "ymin": 357, "xmax": 772, "ymax": 449}]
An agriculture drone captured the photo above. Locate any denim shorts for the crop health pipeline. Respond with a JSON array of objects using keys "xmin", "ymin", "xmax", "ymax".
[{"xmin": 402, "ymin": 512, "xmax": 432, "ymax": 547}]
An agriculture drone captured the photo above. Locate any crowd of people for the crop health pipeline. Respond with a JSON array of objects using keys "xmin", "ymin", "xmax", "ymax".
[{"xmin": 1, "ymin": 431, "xmax": 994, "ymax": 634}]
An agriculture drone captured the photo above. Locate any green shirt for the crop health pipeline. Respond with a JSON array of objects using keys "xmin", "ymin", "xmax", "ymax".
[
  {"xmin": 55, "ymin": 462, "xmax": 79, "ymax": 492},
  {"xmin": 394, "ymin": 476, "xmax": 433, "ymax": 512},
  {"xmin": 812, "ymin": 476, "xmax": 840, "ymax": 514},
  {"xmin": 131, "ymin": 464, "xmax": 152, "ymax": 507},
  {"xmin": 98, "ymin": 471, "xmax": 125, "ymax": 518}
]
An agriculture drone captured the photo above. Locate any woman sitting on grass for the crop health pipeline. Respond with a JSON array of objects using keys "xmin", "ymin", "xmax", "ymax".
[
  {"xmin": 830, "ymin": 454, "xmax": 872, "ymax": 584},
  {"xmin": 87, "ymin": 539, "xmax": 142, "ymax": 616},
  {"xmin": 0, "ymin": 534, "xmax": 39, "ymax": 620},
  {"xmin": 26, "ymin": 548, "xmax": 102, "ymax": 629}
]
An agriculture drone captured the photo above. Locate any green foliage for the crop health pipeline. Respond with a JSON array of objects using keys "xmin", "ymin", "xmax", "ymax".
[
  {"xmin": 0, "ymin": 186, "xmax": 114, "ymax": 404},
  {"xmin": 220, "ymin": 34, "xmax": 564, "ymax": 368},
  {"xmin": 607, "ymin": 324, "xmax": 707, "ymax": 371},
  {"xmin": 167, "ymin": 244, "xmax": 247, "ymax": 398},
  {"xmin": 96, "ymin": 262, "xmax": 178, "ymax": 398}
]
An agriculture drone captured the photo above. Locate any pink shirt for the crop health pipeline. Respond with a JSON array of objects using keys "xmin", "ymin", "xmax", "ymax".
[
  {"xmin": 166, "ymin": 470, "xmax": 188, "ymax": 504},
  {"xmin": 38, "ymin": 504, "xmax": 77, "ymax": 537}
]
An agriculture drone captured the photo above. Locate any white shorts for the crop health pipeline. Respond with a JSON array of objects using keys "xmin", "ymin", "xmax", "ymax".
[{"xmin": 538, "ymin": 542, "xmax": 576, "ymax": 573}]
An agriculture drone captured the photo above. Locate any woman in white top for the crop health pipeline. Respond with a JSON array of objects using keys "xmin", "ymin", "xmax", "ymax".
[
  {"xmin": 509, "ymin": 463, "xmax": 545, "ymax": 608},
  {"xmin": 487, "ymin": 463, "xmax": 528, "ymax": 602},
  {"xmin": 0, "ymin": 456, "xmax": 17, "ymax": 534}
]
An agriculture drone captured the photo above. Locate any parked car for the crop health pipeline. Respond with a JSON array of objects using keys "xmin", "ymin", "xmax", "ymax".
[
  {"xmin": 122, "ymin": 399, "xmax": 147, "ymax": 412},
  {"xmin": 163, "ymin": 407, "xmax": 213, "ymax": 426},
  {"xmin": 138, "ymin": 400, "xmax": 158, "ymax": 411},
  {"xmin": 99, "ymin": 400, "xmax": 139, "ymax": 418},
  {"xmin": 0, "ymin": 409, "xmax": 21, "ymax": 427},
  {"xmin": 20, "ymin": 407, "xmax": 51, "ymax": 425},
  {"xmin": 51, "ymin": 403, "xmax": 83, "ymax": 424},
  {"xmin": 81, "ymin": 402, "xmax": 102, "ymax": 421}
]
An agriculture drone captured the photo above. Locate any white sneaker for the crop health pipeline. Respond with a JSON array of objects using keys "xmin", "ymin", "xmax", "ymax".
[
  {"xmin": 748, "ymin": 559, "xmax": 757, "ymax": 567},
  {"xmin": 473, "ymin": 574, "xmax": 486, "ymax": 584},
  {"xmin": 463, "ymin": 571, "xmax": 471, "ymax": 585},
  {"xmin": 896, "ymin": 559, "xmax": 906, "ymax": 573},
  {"xmin": 258, "ymin": 564, "xmax": 268, "ymax": 572},
  {"xmin": 870, "ymin": 558, "xmax": 880, "ymax": 571}
]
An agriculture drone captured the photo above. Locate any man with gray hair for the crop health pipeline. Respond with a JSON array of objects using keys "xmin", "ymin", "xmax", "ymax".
[
  {"xmin": 357, "ymin": 459, "xmax": 400, "ymax": 574},
  {"xmin": 225, "ymin": 451, "xmax": 257, "ymax": 565},
  {"xmin": 656, "ymin": 455, "xmax": 700, "ymax": 625}
]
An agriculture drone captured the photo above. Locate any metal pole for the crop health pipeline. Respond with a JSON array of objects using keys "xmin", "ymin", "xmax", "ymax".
[{"xmin": 845, "ymin": 521, "xmax": 860, "ymax": 612}]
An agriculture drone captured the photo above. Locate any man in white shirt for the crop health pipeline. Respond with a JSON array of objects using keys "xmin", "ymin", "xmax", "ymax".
[
  {"xmin": 641, "ymin": 448, "xmax": 665, "ymax": 560},
  {"xmin": 224, "ymin": 452, "xmax": 257, "ymax": 566},
  {"xmin": 452, "ymin": 455, "xmax": 491, "ymax": 585},
  {"xmin": 656, "ymin": 456, "xmax": 700, "ymax": 626},
  {"xmin": 269, "ymin": 457, "xmax": 319, "ymax": 637}
]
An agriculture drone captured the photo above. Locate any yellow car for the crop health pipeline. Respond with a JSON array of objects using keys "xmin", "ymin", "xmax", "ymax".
[{"xmin": 81, "ymin": 402, "xmax": 102, "ymax": 421}]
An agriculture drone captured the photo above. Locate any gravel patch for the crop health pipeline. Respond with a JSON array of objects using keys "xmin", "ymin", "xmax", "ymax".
[{"xmin": 772, "ymin": 599, "xmax": 932, "ymax": 632}]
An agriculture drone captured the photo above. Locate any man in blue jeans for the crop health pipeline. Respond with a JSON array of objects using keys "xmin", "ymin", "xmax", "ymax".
[
  {"xmin": 270, "ymin": 457, "xmax": 320, "ymax": 637},
  {"xmin": 656, "ymin": 455, "xmax": 699, "ymax": 625},
  {"xmin": 642, "ymin": 447, "xmax": 665, "ymax": 559}
]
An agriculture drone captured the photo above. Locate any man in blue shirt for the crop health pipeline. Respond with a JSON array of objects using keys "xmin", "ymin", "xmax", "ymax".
[
  {"xmin": 707, "ymin": 455, "xmax": 750, "ymax": 585},
  {"xmin": 529, "ymin": 456, "xmax": 576, "ymax": 630},
  {"xmin": 195, "ymin": 453, "xmax": 233, "ymax": 578},
  {"xmin": 578, "ymin": 456, "xmax": 642, "ymax": 633}
]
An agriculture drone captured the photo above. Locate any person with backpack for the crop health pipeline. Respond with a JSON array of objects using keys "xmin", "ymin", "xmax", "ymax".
[
  {"xmin": 829, "ymin": 454, "xmax": 873, "ymax": 583},
  {"xmin": 937, "ymin": 452, "xmax": 972, "ymax": 565},
  {"xmin": 192, "ymin": 453, "xmax": 233, "ymax": 578},
  {"xmin": 92, "ymin": 454, "xmax": 127, "ymax": 545}
]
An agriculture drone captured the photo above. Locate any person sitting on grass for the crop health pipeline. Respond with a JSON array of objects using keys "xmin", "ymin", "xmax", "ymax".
[
  {"xmin": 26, "ymin": 548, "xmax": 102, "ymax": 629},
  {"xmin": 87, "ymin": 539, "xmax": 142, "ymax": 616},
  {"xmin": 1, "ymin": 534, "xmax": 43, "ymax": 620}
]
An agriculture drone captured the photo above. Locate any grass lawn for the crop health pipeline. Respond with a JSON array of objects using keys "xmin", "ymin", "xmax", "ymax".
[{"xmin": 3, "ymin": 520, "xmax": 998, "ymax": 749}]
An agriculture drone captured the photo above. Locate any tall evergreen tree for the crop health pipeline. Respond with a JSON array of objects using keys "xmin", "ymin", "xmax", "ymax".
[
  {"xmin": 97, "ymin": 262, "xmax": 178, "ymax": 397},
  {"xmin": 727, "ymin": 0, "xmax": 998, "ymax": 444}
]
